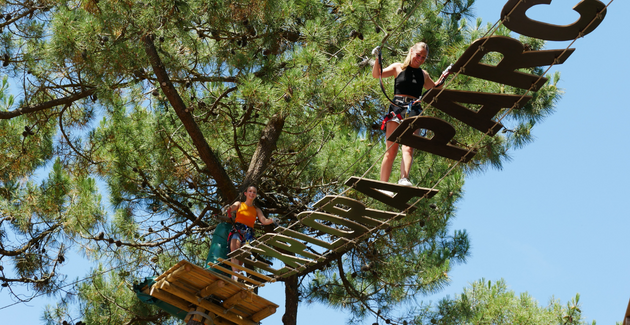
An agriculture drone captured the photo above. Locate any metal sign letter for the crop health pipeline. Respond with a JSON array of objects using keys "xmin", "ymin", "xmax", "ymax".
[
  {"xmin": 345, "ymin": 177, "xmax": 439, "ymax": 212},
  {"xmin": 422, "ymin": 89, "xmax": 532, "ymax": 135},
  {"xmin": 501, "ymin": 0, "xmax": 607, "ymax": 41},
  {"xmin": 387, "ymin": 117, "xmax": 477, "ymax": 162},
  {"xmin": 452, "ymin": 36, "xmax": 574, "ymax": 91}
]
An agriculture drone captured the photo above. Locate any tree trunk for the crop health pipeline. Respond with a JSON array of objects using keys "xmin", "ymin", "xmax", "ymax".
[
  {"xmin": 142, "ymin": 34, "xmax": 238, "ymax": 203},
  {"xmin": 241, "ymin": 113, "xmax": 286, "ymax": 190},
  {"xmin": 282, "ymin": 274, "xmax": 299, "ymax": 325}
]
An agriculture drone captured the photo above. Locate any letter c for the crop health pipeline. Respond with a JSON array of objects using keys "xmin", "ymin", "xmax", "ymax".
[{"xmin": 501, "ymin": 0, "xmax": 607, "ymax": 41}]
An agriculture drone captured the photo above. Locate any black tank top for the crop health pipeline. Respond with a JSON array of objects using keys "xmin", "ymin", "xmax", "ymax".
[{"xmin": 394, "ymin": 66, "xmax": 424, "ymax": 98}]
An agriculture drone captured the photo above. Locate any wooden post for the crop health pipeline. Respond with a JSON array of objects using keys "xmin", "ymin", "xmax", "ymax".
[
  {"xmin": 203, "ymin": 311, "xmax": 213, "ymax": 325},
  {"xmin": 150, "ymin": 286, "xmax": 191, "ymax": 312},
  {"xmin": 198, "ymin": 280, "xmax": 225, "ymax": 298},
  {"xmin": 251, "ymin": 305, "xmax": 277, "ymax": 322},
  {"xmin": 221, "ymin": 290, "xmax": 248, "ymax": 309},
  {"xmin": 184, "ymin": 307, "xmax": 195, "ymax": 323},
  {"xmin": 166, "ymin": 264, "xmax": 191, "ymax": 282},
  {"xmin": 187, "ymin": 306, "xmax": 207, "ymax": 325}
]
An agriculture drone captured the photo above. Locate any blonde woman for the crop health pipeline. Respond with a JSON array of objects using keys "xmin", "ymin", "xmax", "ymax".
[{"xmin": 372, "ymin": 42, "xmax": 447, "ymax": 187}]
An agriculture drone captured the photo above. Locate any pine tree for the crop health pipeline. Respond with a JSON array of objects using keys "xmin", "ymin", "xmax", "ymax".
[
  {"xmin": 417, "ymin": 279, "xmax": 593, "ymax": 325},
  {"xmin": 0, "ymin": 0, "xmax": 562, "ymax": 324}
]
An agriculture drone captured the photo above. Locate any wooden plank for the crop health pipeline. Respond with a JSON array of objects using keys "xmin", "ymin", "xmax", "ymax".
[
  {"xmin": 217, "ymin": 258, "xmax": 275, "ymax": 282},
  {"xmin": 196, "ymin": 271, "xmax": 247, "ymax": 300},
  {"xmin": 222, "ymin": 290, "xmax": 249, "ymax": 309},
  {"xmin": 239, "ymin": 296, "xmax": 272, "ymax": 313},
  {"xmin": 190, "ymin": 269, "xmax": 234, "ymax": 291},
  {"xmin": 210, "ymin": 276, "xmax": 278, "ymax": 312},
  {"xmin": 150, "ymin": 260, "xmax": 277, "ymax": 323},
  {"xmin": 207, "ymin": 262, "xmax": 264, "ymax": 286},
  {"xmin": 189, "ymin": 309, "xmax": 237, "ymax": 325},
  {"xmin": 250, "ymin": 305, "xmax": 277, "ymax": 323},
  {"xmin": 156, "ymin": 279, "xmax": 167, "ymax": 290},
  {"xmin": 159, "ymin": 281, "xmax": 257, "ymax": 325},
  {"xmin": 196, "ymin": 262, "xmax": 268, "ymax": 297},
  {"xmin": 157, "ymin": 260, "xmax": 188, "ymax": 280},
  {"xmin": 149, "ymin": 286, "xmax": 192, "ymax": 313},
  {"xmin": 178, "ymin": 268, "xmax": 214, "ymax": 286},
  {"xmin": 157, "ymin": 261, "xmax": 205, "ymax": 287},
  {"xmin": 198, "ymin": 280, "xmax": 225, "ymax": 298},
  {"xmin": 166, "ymin": 264, "xmax": 190, "ymax": 282}
]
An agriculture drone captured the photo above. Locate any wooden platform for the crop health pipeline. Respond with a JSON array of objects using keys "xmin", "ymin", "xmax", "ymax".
[{"xmin": 146, "ymin": 260, "xmax": 278, "ymax": 325}]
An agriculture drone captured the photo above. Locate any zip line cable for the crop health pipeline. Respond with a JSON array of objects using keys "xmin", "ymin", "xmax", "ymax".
[
  {"xmin": 1, "ymin": 0, "xmax": 614, "ymax": 311},
  {"xmin": 228, "ymin": 0, "xmax": 497, "ymax": 276},
  {"xmin": 229, "ymin": 0, "xmax": 522, "ymax": 277},
  {"xmin": 229, "ymin": 0, "xmax": 615, "ymax": 285},
  {"xmin": 1, "ymin": 0, "xmax": 432, "ymax": 312},
  {"xmin": 224, "ymin": 0, "xmax": 431, "ymax": 208},
  {"xmin": 0, "ymin": 260, "xmax": 137, "ymax": 311}
]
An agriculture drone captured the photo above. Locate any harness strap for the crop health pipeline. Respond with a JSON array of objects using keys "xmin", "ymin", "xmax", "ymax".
[{"xmin": 378, "ymin": 51, "xmax": 407, "ymax": 110}]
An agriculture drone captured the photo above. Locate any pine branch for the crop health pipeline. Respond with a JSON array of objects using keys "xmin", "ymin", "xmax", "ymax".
[
  {"xmin": 141, "ymin": 33, "xmax": 238, "ymax": 203},
  {"xmin": 123, "ymin": 310, "xmax": 171, "ymax": 325},
  {"xmin": 0, "ymin": 224, "xmax": 60, "ymax": 257},
  {"xmin": 0, "ymin": 88, "xmax": 96, "ymax": 120}
]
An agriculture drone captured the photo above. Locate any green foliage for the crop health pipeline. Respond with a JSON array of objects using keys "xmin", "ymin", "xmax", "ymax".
[
  {"xmin": 416, "ymin": 279, "xmax": 594, "ymax": 325},
  {"xmin": 43, "ymin": 266, "xmax": 175, "ymax": 325}
]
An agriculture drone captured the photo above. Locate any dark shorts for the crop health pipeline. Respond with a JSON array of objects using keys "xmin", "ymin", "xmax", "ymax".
[
  {"xmin": 228, "ymin": 223, "xmax": 255, "ymax": 245},
  {"xmin": 381, "ymin": 96, "xmax": 423, "ymax": 130}
]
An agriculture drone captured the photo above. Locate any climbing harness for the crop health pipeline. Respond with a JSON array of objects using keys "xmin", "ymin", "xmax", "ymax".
[{"xmin": 227, "ymin": 222, "xmax": 255, "ymax": 246}]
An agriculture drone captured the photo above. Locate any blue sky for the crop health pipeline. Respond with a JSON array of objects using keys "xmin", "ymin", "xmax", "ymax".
[
  {"xmin": 1, "ymin": 1, "xmax": 627, "ymax": 324},
  {"xmin": 439, "ymin": 2, "xmax": 630, "ymax": 324}
]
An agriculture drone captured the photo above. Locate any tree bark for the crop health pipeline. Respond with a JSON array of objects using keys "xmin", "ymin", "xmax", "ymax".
[
  {"xmin": 241, "ymin": 113, "xmax": 285, "ymax": 191},
  {"xmin": 142, "ymin": 34, "xmax": 238, "ymax": 203},
  {"xmin": 0, "ymin": 88, "xmax": 96, "ymax": 120},
  {"xmin": 282, "ymin": 274, "xmax": 299, "ymax": 325}
]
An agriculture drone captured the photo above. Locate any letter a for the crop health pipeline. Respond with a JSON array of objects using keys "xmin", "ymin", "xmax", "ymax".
[{"xmin": 345, "ymin": 177, "xmax": 438, "ymax": 212}]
